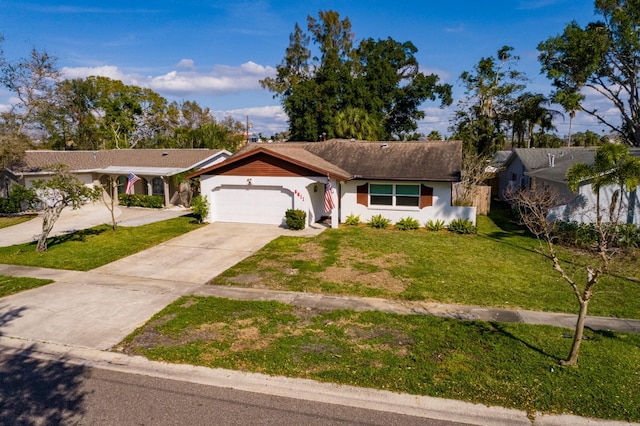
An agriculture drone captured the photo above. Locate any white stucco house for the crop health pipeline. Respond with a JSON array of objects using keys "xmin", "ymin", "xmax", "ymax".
[
  {"xmin": 1, "ymin": 149, "xmax": 231, "ymax": 206},
  {"xmin": 499, "ymin": 147, "xmax": 640, "ymax": 226},
  {"xmin": 188, "ymin": 139, "xmax": 476, "ymax": 228}
]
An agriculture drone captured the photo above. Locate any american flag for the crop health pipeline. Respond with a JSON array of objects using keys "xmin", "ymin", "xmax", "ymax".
[
  {"xmin": 125, "ymin": 172, "xmax": 141, "ymax": 194},
  {"xmin": 324, "ymin": 176, "xmax": 335, "ymax": 213}
]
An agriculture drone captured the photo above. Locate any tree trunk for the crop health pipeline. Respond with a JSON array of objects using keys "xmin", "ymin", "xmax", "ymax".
[
  {"xmin": 562, "ymin": 298, "xmax": 590, "ymax": 366},
  {"xmin": 36, "ymin": 205, "xmax": 64, "ymax": 252},
  {"xmin": 109, "ymin": 180, "xmax": 117, "ymax": 231}
]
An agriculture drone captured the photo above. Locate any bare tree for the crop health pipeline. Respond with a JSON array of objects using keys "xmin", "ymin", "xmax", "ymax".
[
  {"xmin": 453, "ymin": 151, "xmax": 494, "ymax": 207},
  {"xmin": 504, "ymin": 144, "xmax": 640, "ymax": 366},
  {"xmin": 97, "ymin": 176, "xmax": 120, "ymax": 231},
  {"xmin": 504, "ymin": 184, "xmax": 595, "ymax": 366}
]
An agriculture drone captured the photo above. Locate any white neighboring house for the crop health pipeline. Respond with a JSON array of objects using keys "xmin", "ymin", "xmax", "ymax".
[
  {"xmin": 1, "ymin": 149, "xmax": 231, "ymax": 206},
  {"xmin": 188, "ymin": 139, "xmax": 476, "ymax": 228},
  {"xmin": 500, "ymin": 147, "xmax": 640, "ymax": 226}
]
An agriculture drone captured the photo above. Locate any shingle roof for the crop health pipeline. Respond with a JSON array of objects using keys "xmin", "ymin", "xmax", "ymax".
[
  {"xmin": 10, "ymin": 149, "xmax": 227, "ymax": 175},
  {"xmin": 509, "ymin": 147, "xmax": 597, "ymax": 172},
  {"xmin": 204, "ymin": 139, "xmax": 462, "ymax": 182},
  {"xmin": 524, "ymin": 147, "xmax": 640, "ymax": 184}
]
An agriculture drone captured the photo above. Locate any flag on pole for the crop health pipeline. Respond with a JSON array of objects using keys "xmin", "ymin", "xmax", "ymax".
[
  {"xmin": 125, "ymin": 172, "xmax": 141, "ymax": 194},
  {"xmin": 324, "ymin": 176, "xmax": 335, "ymax": 213}
]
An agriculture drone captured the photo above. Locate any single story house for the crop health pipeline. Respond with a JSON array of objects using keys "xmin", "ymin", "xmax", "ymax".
[
  {"xmin": 1, "ymin": 148, "xmax": 231, "ymax": 206},
  {"xmin": 499, "ymin": 147, "xmax": 640, "ymax": 225},
  {"xmin": 187, "ymin": 139, "xmax": 476, "ymax": 228},
  {"xmin": 498, "ymin": 147, "xmax": 597, "ymax": 199}
]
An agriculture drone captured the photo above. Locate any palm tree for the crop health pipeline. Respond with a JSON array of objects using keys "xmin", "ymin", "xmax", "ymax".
[
  {"xmin": 333, "ymin": 107, "xmax": 381, "ymax": 141},
  {"xmin": 511, "ymin": 93, "xmax": 563, "ymax": 148}
]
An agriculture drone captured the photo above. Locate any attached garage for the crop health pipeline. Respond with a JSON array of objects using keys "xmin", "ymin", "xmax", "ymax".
[{"xmin": 211, "ymin": 185, "xmax": 293, "ymax": 225}]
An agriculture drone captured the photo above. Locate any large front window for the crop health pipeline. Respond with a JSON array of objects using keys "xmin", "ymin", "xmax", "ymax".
[{"xmin": 370, "ymin": 183, "xmax": 419, "ymax": 207}]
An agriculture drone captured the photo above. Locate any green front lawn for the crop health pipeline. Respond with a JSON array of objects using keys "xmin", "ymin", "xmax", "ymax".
[
  {"xmin": 0, "ymin": 275, "xmax": 53, "ymax": 297},
  {"xmin": 121, "ymin": 296, "xmax": 640, "ymax": 422},
  {"xmin": 0, "ymin": 214, "xmax": 37, "ymax": 229},
  {"xmin": 0, "ymin": 216, "xmax": 202, "ymax": 271},
  {"xmin": 212, "ymin": 211, "xmax": 640, "ymax": 319}
]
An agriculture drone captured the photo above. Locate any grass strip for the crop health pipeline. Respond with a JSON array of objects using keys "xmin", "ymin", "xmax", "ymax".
[
  {"xmin": 0, "ymin": 215, "xmax": 202, "ymax": 271},
  {"xmin": 0, "ymin": 275, "xmax": 53, "ymax": 297},
  {"xmin": 120, "ymin": 295, "xmax": 640, "ymax": 423},
  {"xmin": 0, "ymin": 214, "xmax": 37, "ymax": 230}
]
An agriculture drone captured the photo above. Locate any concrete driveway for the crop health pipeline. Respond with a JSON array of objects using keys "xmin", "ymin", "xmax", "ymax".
[
  {"xmin": 91, "ymin": 222, "xmax": 321, "ymax": 284},
  {"xmin": 0, "ymin": 222, "xmax": 325, "ymax": 350}
]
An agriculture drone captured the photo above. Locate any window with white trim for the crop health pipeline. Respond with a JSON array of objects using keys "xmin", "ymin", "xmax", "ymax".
[{"xmin": 369, "ymin": 183, "xmax": 420, "ymax": 207}]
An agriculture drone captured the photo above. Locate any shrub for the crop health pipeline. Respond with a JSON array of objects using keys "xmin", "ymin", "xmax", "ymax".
[
  {"xmin": 448, "ymin": 218, "xmax": 476, "ymax": 234},
  {"xmin": 425, "ymin": 219, "xmax": 446, "ymax": 231},
  {"xmin": 368, "ymin": 214, "xmax": 391, "ymax": 229},
  {"xmin": 616, "ymin": 223, "xmax": 640, "ymax": 249},
  {"xmin": 555, "ymin": 221, "xmax": 597, "ymax": 248},
  {"xmin": 118, "ymin": 194, "xmax": 164, "ymax": 209},
  {"xmin": 190, "ymin": 195, "xmax": 209, "ymax": 223},
  {"xmin": 345, "ymin": 213, "xmax": 361, "ymax": 226},
  {"xmin": 395, "ymin": 216, "xmax": 420, "ymax": 231},
  {"xmin": 0, "ymin": 185, "xmax": 37, "ymax": 214},
  {"xmin": 285, "ymin": 209, "xmax": 306, "ymax": 230}
]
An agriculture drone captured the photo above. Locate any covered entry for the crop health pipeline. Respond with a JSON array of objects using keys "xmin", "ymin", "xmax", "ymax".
[{"xmin": 211, "ymin": 185, "xmax": 293, "ymax": 225}]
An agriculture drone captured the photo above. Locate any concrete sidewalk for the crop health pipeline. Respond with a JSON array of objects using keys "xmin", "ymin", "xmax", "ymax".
[{"xmin": 190, "ymin": 284, "xmax": 640, "ymax": 334}]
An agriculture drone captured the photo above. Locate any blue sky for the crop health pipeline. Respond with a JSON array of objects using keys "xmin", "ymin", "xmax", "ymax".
[{"xmin": 0, "ymin": 1, "xmax": 607, "ymax": 139}]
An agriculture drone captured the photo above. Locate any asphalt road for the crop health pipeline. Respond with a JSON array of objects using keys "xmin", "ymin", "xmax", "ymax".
[{"xmin": 0, "ymin": 350, "xmax": 469, "ymax": 426}]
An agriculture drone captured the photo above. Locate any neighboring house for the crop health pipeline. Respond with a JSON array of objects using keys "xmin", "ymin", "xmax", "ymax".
[
  {"xmin": 187, "ymin": 139, "xmax": 476, "ymax": 229},
  {"xmin": 499, "ymin": 147, "xmax": 640, "ymax": 225},
  {"xmin": 498, "ymin": 147, "xmax": 597, "ymax": 200},
  {"xmin": 1, "ymin": 149, "xmax": 231, "ymax": 206}
]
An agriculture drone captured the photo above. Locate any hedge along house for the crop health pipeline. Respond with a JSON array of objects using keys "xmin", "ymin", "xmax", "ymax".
[
  {"xmin": 187, "ymin": 139, "xmax": 476, "ymax": 228},
  {"xmin": 1, "ymin": 149, "xmax": 231, "ymax": 206}
]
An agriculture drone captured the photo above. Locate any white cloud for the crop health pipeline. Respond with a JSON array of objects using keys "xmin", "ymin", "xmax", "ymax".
[
  {"xmin": 420, "ymin": 67, "xmax": 452, "ymax": 83},
  {"xmin": 59, "ymin": 61, "xmax": 276, "ymax": 97},
  {"xmin": 517, "ymin": 0, "xmax": 562, "ymax": 10},
  {"xmin": 214, "ymin": 105, "xmax": 288, "ymax": 135},
  {"xmin": 419, "ymin": 106, "xmax": 454, "ymax": 137},
  {"xmin": 61, "ymin": 65, "xmax": 126, "ymax": 81},
  {"xmin": 176, "ymin": 59, "xmax": 195, "ymax": 70},
  {"xmin": 445, "ymin": 24, "xmax": 465, "ymax": 33}
]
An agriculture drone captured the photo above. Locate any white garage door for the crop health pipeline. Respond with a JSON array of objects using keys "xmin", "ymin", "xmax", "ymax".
[{"xmin": 212, "ymin": 185, "xmax": 293, "ymax": 225}]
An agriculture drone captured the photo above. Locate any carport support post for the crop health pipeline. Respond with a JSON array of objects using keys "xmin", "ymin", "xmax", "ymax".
[{"xmin": 163, "ymin": 176, "xmax": 170, "ymax": 207}]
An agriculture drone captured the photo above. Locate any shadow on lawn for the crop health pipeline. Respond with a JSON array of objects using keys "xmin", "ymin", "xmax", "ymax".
[
  {"xmin": 0, "ymin": 305, "xmax": 89, "ymax": 424},
  {"xmin": 40, "ymin": 226, "xmax": 109, "ymax": 249},
  {"xmin": 486, "ymin": 321, "xmax": 563, "ymax": 362}
]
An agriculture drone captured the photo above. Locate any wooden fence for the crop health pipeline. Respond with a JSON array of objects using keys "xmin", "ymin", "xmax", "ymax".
[{"xmin": 452, "ymin": 184, "xmax": 491, "ymax": 215}]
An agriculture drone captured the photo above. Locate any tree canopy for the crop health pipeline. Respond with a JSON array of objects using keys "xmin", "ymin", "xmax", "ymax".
[
  {"xmin": 1, "ymin": 37, "xmax": 245, "ymax": 155},
  {"xmin": 260, "ymin": 10, "xmax": 452, "ymax": 141},
  {"xmin": 538, "ymin": 0, "xmax": 640, "ymax": 146}
]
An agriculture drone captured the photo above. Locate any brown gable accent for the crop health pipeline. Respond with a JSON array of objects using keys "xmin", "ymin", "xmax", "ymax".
[
  {"xmin": 357, "ymin": 183, "xmax": 369, "ymax": 206},
  {"xmin": 189, "ymin": 146, "xmax": 351, "ymax": 181},
  {"xmin": 215, "ymin": 152, "xmax": 322, "ymax": 177},
  {"xmin": 420, "ymin": 185, "xmax": 433, "ymax": 208}
]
